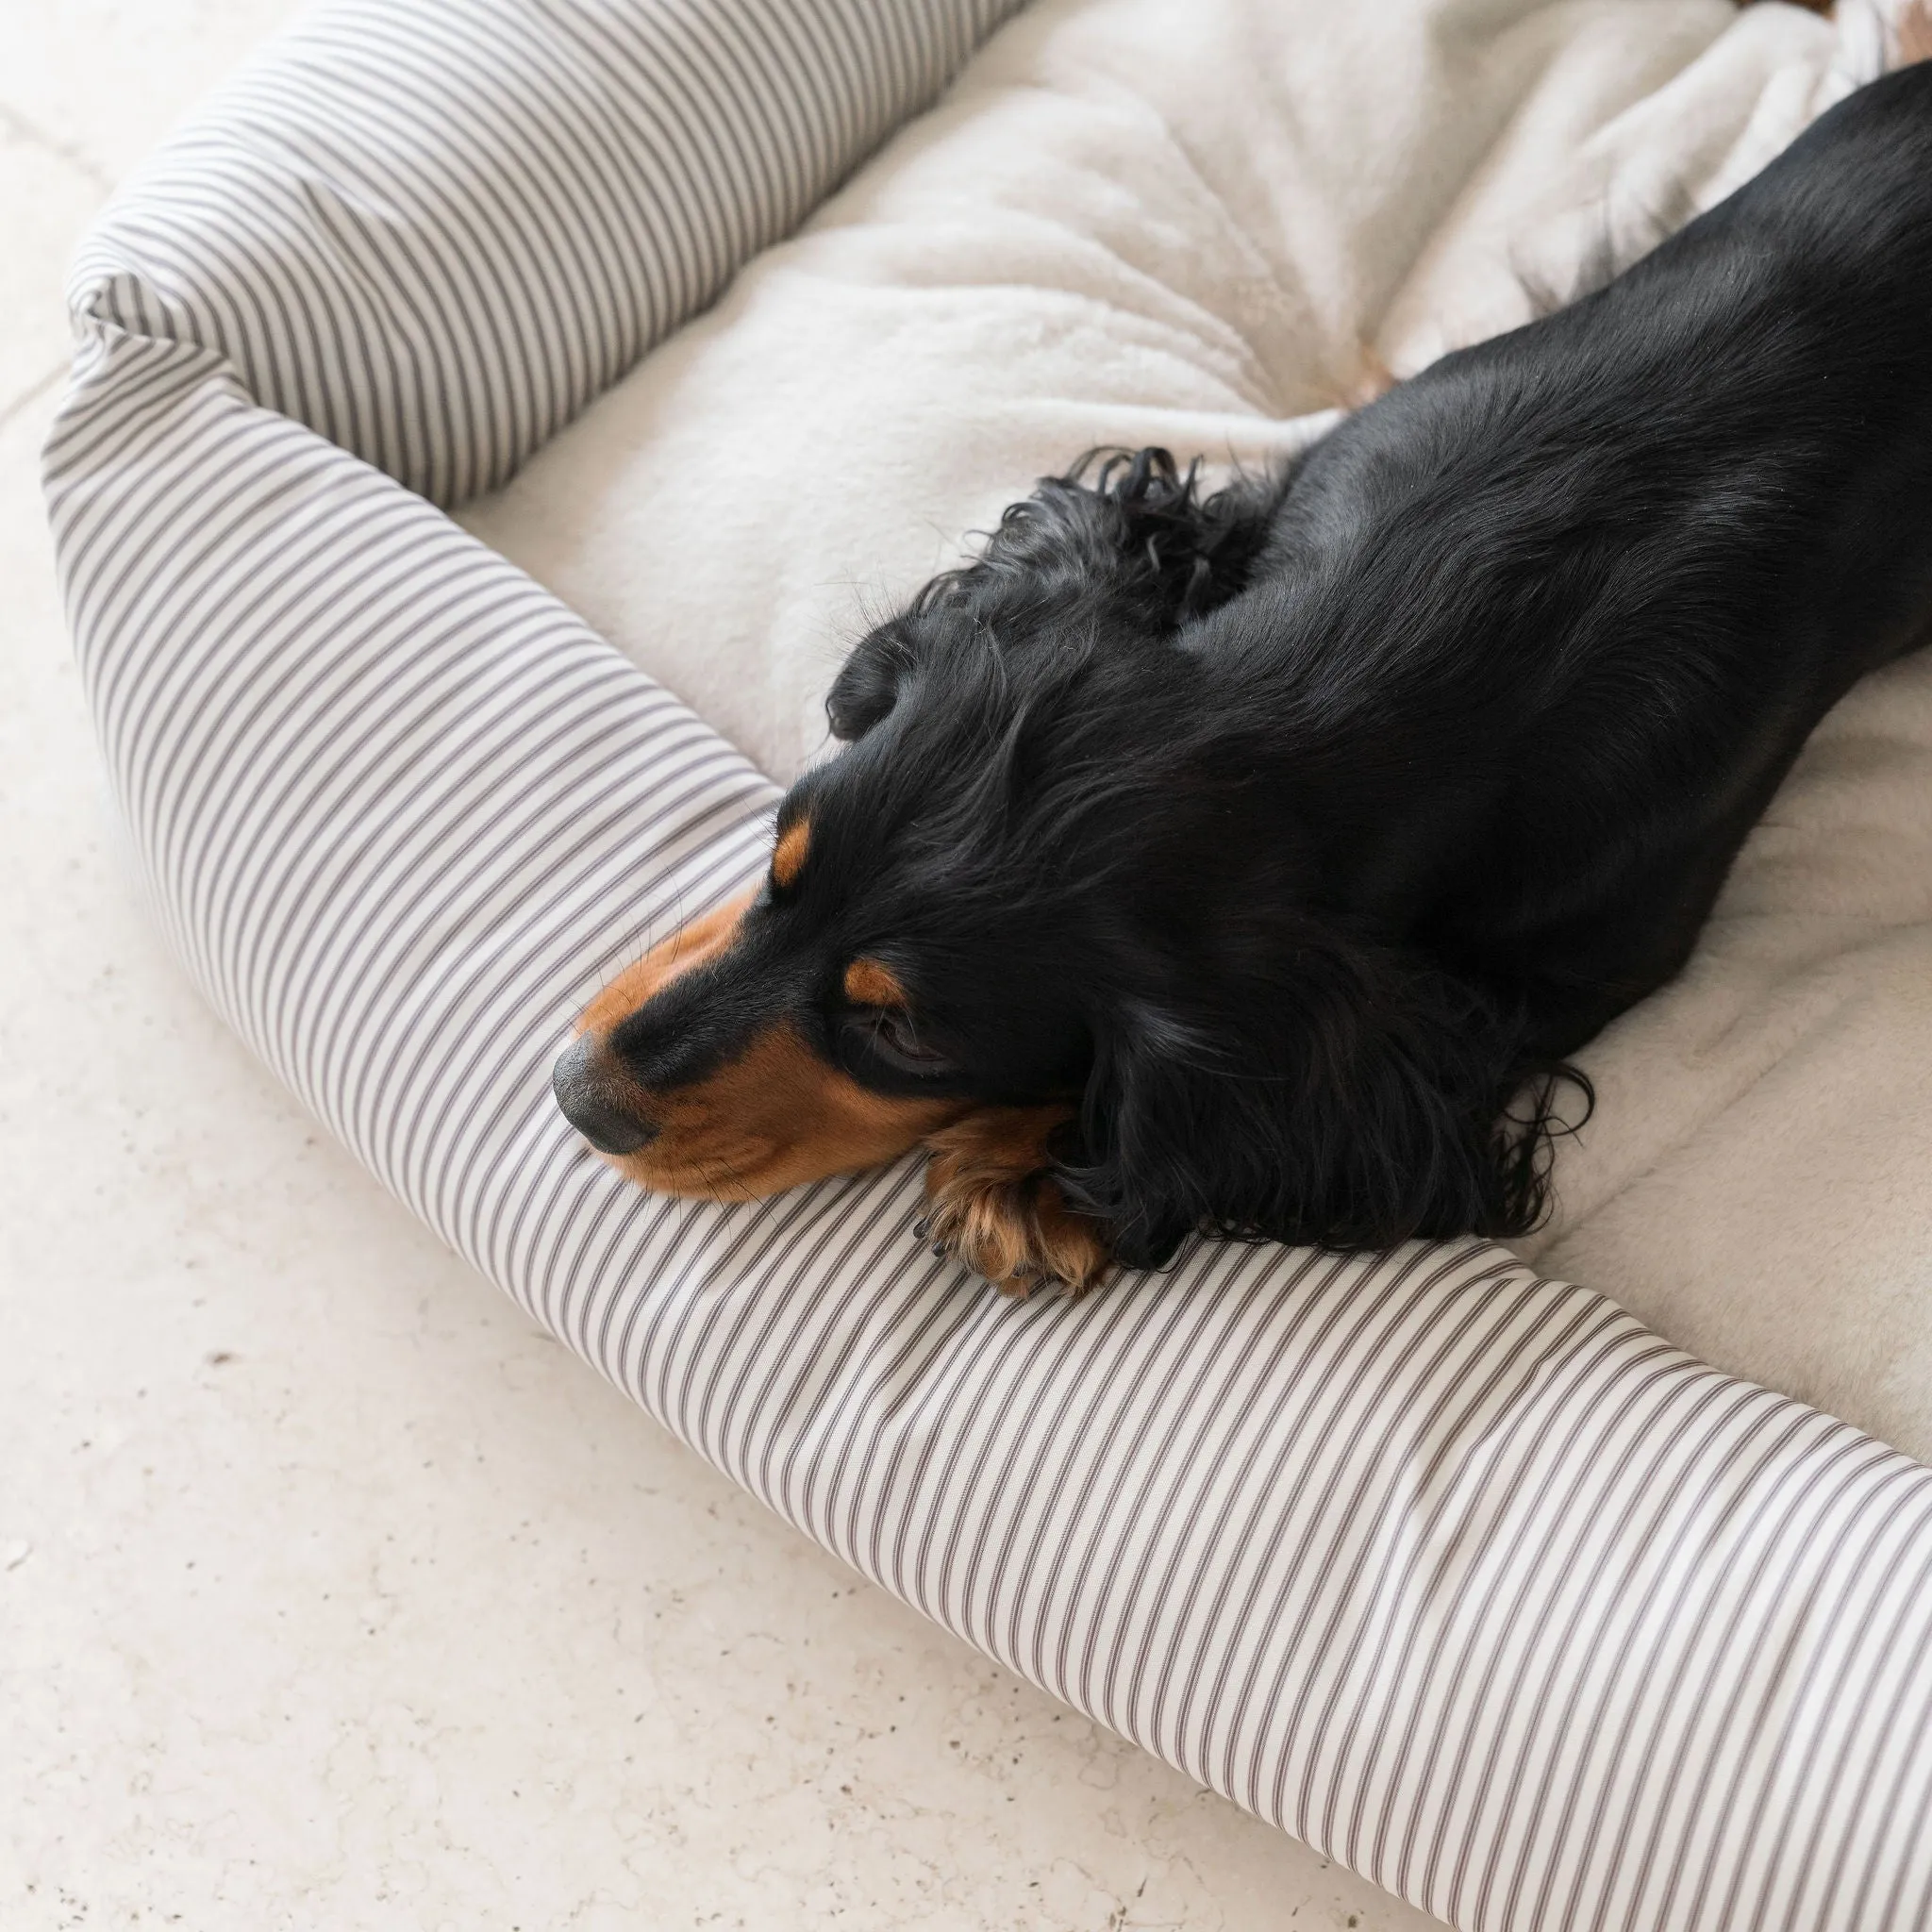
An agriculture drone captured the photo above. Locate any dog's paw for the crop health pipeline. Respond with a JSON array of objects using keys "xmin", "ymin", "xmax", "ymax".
[{"xmin": 920, "ymin": 1107, "xmax": 1110, "ymax": 1296}]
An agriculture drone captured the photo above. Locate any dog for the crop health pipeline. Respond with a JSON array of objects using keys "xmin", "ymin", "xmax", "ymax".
[{"xmin": 554, "ymin": 64, "xmax": 1932, "ymax": 1294}]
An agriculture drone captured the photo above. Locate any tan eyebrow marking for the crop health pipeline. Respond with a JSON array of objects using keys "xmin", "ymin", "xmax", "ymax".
[
  {"xmin": 771, "ymin": 818, "xmax": 810, "ymax": 891},
  {"xmin": 842, "ymin": 957, "xmax": 907, "ymax": 1008}
]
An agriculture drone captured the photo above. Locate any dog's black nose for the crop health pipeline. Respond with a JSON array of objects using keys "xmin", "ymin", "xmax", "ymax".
[{"xmin": 552, "ymin": 1035, "xmax": 658, "ymax": 1156}]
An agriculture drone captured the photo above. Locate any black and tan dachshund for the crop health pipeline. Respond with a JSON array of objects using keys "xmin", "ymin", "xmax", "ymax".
[{"xmin": 555, "ymin": 64, "xmax": 1932, "ymax": 1293}]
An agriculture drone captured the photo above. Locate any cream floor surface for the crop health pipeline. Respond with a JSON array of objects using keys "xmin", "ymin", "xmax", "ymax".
[{"xmin": 0, "ymin": 5, "xmax": 1436, "ymax": 1927}]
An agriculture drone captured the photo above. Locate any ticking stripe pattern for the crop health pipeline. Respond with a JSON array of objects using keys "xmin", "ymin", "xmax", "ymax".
[
  {"xmin": 43, "ymin": 3, "xmax": 1932, "ymax": 1925},
  {"xmin": 64, "ymin": 0, "xmax": 1020, "ymax": 507}
]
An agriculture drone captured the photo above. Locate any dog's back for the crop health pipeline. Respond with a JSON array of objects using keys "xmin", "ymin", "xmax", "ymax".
[{"xmin": 1217, "ymin": 61, "xmax": 1932, "ymax": 1055}]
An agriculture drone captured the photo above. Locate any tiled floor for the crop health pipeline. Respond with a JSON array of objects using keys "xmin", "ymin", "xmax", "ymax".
[{"xmin": 0, "ymin": 8, "xmax": 1438, "ymax": 1926}]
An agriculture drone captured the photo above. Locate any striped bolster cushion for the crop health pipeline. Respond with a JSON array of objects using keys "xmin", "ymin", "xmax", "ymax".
[{"xmin": 43, "ymin": 2, "xmax": 1932, "ymax": 1924}]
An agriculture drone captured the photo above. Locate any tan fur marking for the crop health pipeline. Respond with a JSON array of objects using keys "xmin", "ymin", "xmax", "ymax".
[
  {"xmin": 922, "ymin": 1106, "xmax": 1110, "ymax": 1296},
  {"xmin": 572, "ymin": 891, "xmax": 962, "ymax": 1194},
  {"xmin": 607, "ymin": 1019, "xmax": 964, "ymax": 1198},
  {"xmin": 771, "ymin": 818, "xmax": 810, "ymax": 891},
  {"xmin": 576, "ymin": 888, "xmax": 758, "ymax": 1038},
  {"xmin": 842, "ymin": 957, "xmax": 907, "ymax": 1008}
]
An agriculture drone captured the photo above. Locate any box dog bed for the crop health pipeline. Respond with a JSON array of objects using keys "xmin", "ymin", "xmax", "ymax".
[{"xmin": 46, "ymin": 0, "xmax": 1932, "ymax": 1924}]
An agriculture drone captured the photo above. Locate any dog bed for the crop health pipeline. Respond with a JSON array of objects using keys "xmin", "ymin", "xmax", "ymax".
[{"xmin": 45, "ymin": 0, "xmax": 1932, "ymax": 1925}]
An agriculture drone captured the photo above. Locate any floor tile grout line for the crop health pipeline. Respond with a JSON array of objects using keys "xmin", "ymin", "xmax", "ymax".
[
  {"xmin": 0, "ymin": 96, "xmax": 114, "ymax": 193},
  {"xmin": 0, "ymin": 362, "xmax": 72, "ymax": 439}
]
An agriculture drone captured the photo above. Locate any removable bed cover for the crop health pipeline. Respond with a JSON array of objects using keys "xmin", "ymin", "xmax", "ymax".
[{"xmin": 42, "ymin": 0, "xmax": 1932, "ymax": 1926}]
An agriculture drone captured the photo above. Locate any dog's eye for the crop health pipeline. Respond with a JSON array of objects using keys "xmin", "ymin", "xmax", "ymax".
[{"xmin": 865, "ymin": 1005, "xmax": 954, "ymax": 1076}]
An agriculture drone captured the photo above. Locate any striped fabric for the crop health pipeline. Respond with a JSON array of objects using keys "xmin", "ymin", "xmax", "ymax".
[
  {"xmin": 64, "ymin": 0, "xmax": 1019, "ymax": 507},
  {"xmin": 42, "ymin": 2, "xmax": 1932, "ymax": 1925}
]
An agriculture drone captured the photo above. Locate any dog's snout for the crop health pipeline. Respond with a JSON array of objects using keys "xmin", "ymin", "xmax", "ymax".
[{"xmin": 553, "ymin": 1034, "xmax": 658, "ymax": 1156}]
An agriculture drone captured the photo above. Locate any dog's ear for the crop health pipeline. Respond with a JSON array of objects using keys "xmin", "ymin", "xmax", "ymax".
[
  {"xmin": 826, "ymin": 618, "xmax": 921, "ymax": 741},
  {"xmin": 829, "ymin": 448, "xmax": 1288, "ymax": 741},
  {"xmin": 979, "ymin": 447, "xmax": 1283, "ymax": 629},
  {"xmin": 1058, "ymin": 938, "xmax": 1582, "ymax": 1267},
  {"xmin": 830, "ymin": 452, "xmax": 1291, "ymax": 736}
]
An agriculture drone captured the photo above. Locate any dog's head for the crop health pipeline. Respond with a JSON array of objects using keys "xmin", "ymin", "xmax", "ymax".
[{"xmin": 556, "ymin": 451, "xmax": 1569, "ymax": 1274}]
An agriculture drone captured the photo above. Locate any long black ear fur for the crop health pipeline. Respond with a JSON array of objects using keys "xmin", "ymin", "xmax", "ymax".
[
  {"xmin": 964, "ymin": 446, "xmax": 1284, "ymax": 627},
  {"xmin": 1058, "ymin": 930, "xmax": 1589, "ymax": 1268},
  {"xmin": 826, "ymin": 447, "xmax": 1285, "ymax": 741}
]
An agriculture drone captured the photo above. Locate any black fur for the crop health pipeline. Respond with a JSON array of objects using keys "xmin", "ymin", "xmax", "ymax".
[{"xmin": 644, "ymin": 68, "xmax": 1932, "ymax": 1268}]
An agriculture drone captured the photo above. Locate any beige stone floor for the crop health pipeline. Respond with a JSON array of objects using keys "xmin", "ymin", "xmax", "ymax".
[{"xmin": 0, "ymin": 5, "xmax": 1440, "ymax": 1926}]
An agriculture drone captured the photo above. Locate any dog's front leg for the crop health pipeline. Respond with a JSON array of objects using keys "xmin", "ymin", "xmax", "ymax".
[{"xmin": 920, "ymin": 1106, "xmax": 1109, "ymax": 1296}]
